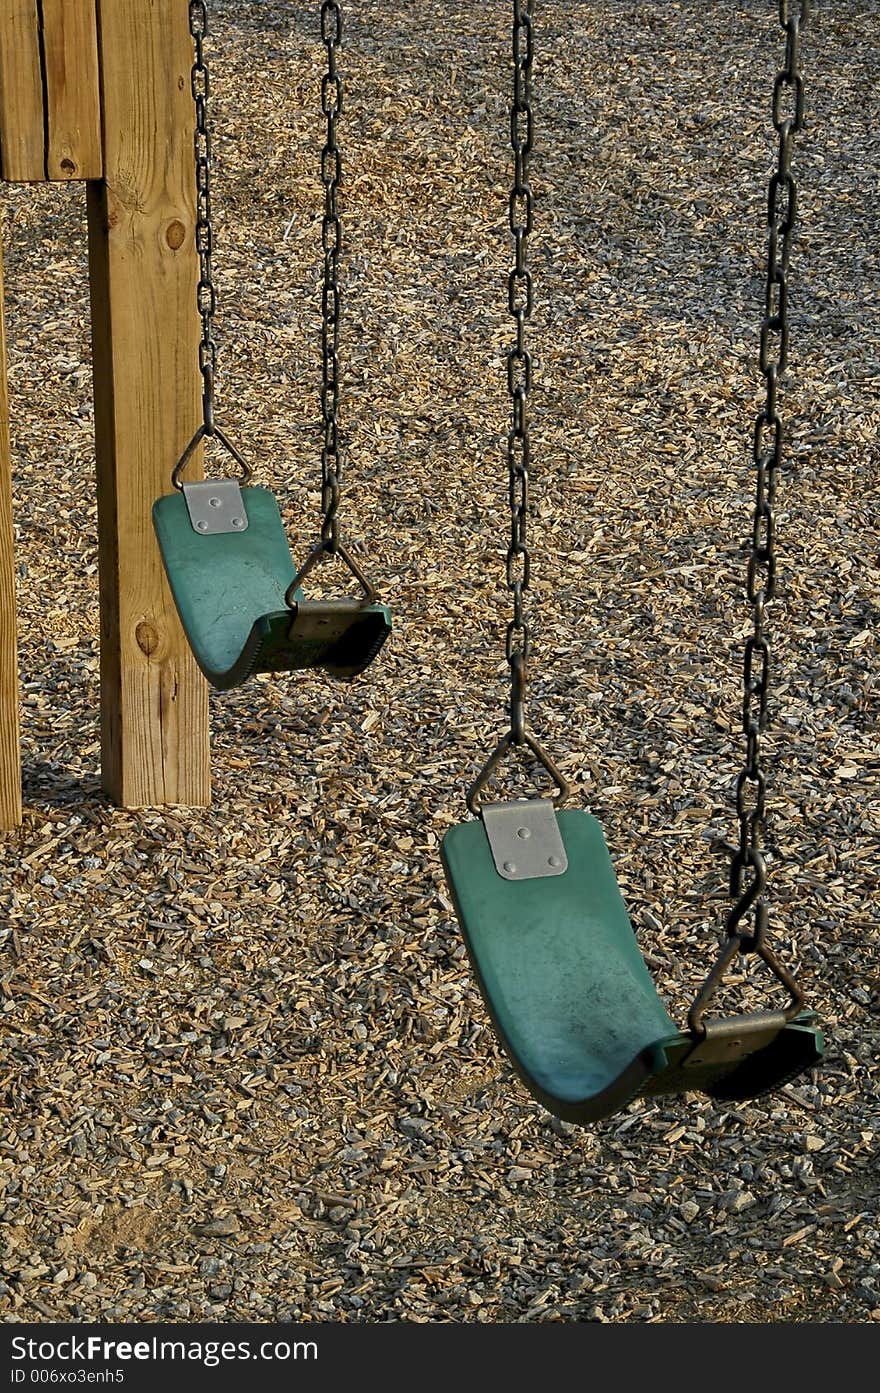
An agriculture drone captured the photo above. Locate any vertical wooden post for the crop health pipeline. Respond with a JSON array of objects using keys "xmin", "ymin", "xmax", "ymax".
[
  {"xmin": 0, "ymin": 222, "xmax": 22, "ymax": 829},
  {"xmin": 0, "ymin": 0, "xmax": 101, "ymax": 826},
  {"xmin": 87, "ymin": 0, "xmax": 210, "ymax": 807}
]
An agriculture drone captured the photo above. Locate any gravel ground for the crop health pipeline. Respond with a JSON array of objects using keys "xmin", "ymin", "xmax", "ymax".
[{"xmin": 0, "ymin": 0, "xmax": 878, "ymax": 1324}]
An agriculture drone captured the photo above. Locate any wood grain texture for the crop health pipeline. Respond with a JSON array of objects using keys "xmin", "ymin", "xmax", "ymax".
[
  {"xmin": 0, "ymin": 221, "xmax": 22, "ymax": 827},
  {"xmin": 87, "ymin": 0, "xmax": 210, "ymax": 808},
  {"xmin": 0, "ymin": 1, "xmax": 44, "ymax": 181},
  {"xmin": 0, "ymin": 1, "xmax": 102, "ymax": 182},
  {"xmin": 41, "ymin": 0, "xmax": 102, "ymax": 180}
]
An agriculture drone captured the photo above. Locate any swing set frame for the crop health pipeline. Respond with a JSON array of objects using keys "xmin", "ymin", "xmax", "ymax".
[{"xmin": 0, "ymin": 0, "xmax": 213, "ymax": 829}]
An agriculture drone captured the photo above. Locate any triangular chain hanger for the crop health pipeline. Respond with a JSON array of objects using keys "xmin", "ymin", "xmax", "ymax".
[
  {"xmin": 172, "ymin": 423, "xmax": 251, "ymax": 491},
  {"xmin": 467, "ymin": 730, "xmax": 571, "ymax": 818}
]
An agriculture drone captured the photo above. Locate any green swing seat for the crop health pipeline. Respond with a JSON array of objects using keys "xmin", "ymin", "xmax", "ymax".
[
  {"xmin": 441, "ymin": 807, "xmax": 823, "ymax": 1124},
  {"xmin": 153, "ymin": 485, "xmax": 391, "ymax": 690}
]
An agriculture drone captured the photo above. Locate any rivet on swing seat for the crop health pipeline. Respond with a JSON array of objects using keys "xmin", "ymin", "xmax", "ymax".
[
  {"xmin": 153, "ymin": 485, "xmax": 391, "ymax": 690},
  {"xmin": 441, "ymin": 806, "xmax": 823, "ymax": 1125}
]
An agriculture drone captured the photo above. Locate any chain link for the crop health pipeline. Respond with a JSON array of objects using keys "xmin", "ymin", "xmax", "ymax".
[
  {"xmin": 467, "ymin": 0, "xmax": 571, "ymax": 812},
  {"xmin": 189, "ymin": 1, "xmax": 217, "ymax": 437},
  {"xmin": 505, "ymin": 0, "xmax": 535, "ymax": 745},
  {"xmin": 172, "ymin": 0, "xmax": 252, "ymax": 488},
  {"xmin": 320, "ymin": 1, "xmax": 344, "ymax": 553},
  {"xmin": 729, "ymin": 0, "xmax": 810, "ymax": 950}
]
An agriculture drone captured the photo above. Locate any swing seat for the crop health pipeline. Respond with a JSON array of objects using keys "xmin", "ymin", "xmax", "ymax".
[
  {"xmin": 152, "ymin": 485, "xmax": 391, "ymax": 690},
  {"xmin": 441, "ymin": 807, "xmax": 823, "ymax": 1124}
]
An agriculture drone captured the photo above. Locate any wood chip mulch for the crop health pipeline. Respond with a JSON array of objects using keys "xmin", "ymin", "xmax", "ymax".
[{"xmin": 0, "ymin": 0, "xmax": 877, "ymax": 1324}]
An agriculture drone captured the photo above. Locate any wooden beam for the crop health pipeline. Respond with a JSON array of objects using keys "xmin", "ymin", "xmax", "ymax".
[
  {"xmin": 0, "ymin": 219, "xmax": 22, "ymax": 828},
  {"xmin": 87, "ymin": 0, "xmax": 210, "ymax": 808},
  {"xmin": 41, "ymin": 0, "xmax": 102, "ymax": 180},
  {"xmin": 0, "ymin": 1, "xmax": 102, "ymax": 183},
  {"xmin": 0, "ymin": 1, "xmax": 44, "ymax": 181}
]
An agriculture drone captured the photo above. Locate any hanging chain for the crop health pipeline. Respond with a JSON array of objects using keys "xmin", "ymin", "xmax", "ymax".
[
  {"xmin": 467, "ymin": 0, "xmax": 570, "ymax": 813},
  {"xmin": 284, "ymin": 1, "xmax": 380, "ymax": 603},
  {"xmin": 725, "ymin": 0, "xmax": 810, "ymax": 969},
  {"xmin": 505, "ymin": 0, "xmax": 534, "ymax": 747},
  {"xmin": 319, "ymin": 0, "xmax": 344, "ymax": 553},
  {"xmin": 173, "ymin": 1, "xmax": 250, "ymax": 487},
  {"xmin": 190, "ymin": 0, "xmax": 217, "ymax": 438}
]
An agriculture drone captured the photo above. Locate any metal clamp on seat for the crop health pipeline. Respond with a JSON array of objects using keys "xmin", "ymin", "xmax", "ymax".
[
  {"xmin": 482, "ymin": 799, "xmax": 568, "ymax": 882},
  {"xmin": 681, "ymin": 1010, "xmax": 787, "ymax": 1069},
  {"xmin": 286, "ymin": 598, "xmax": 370, "ymax": 645},
  {"xmin": 182, "ymin": 479, "xmax": 249, "ymax": 535}
]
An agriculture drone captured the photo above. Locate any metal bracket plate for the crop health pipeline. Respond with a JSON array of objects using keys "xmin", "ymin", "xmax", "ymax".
[
  {"xmin": 681, "ymin": 1011, "xmax": 786, "ymax": 1069},
  {"xmin": 183, "ymin": 480, "xmax": 249, "ymax": 535},
  {"xmin": 288, "ymin": 600, "xmax": 364, "ymax": 645},
  {"xmin": 482, "ymin": 799, "xmax": 568, "ymax": 882}
]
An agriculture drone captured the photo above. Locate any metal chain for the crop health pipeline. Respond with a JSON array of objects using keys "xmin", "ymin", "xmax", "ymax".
[
  {"xmin": 172, "ymin": 0, "xmax": 251, "ymax": 488},
  {"xmin": 729, "ymin": 0, "xmax": 810, "ymax": 952},
  {"xmin": 320, "ymin": 0, "xmax": 343, "ymax": 553},
  {"xmin": 466, "ymin": 0, "xmax": 571, "ymax": 813},
  {"xmin": 189, "ymin": 0, "xmax": 217, "ymax": 437},
  {"xmin": 286, "ymin": 1, "xmax": 381, "ymax": 603},
  {"xmin": 505, "ymin": 0, "xmax": 535, "ymax": 745},
  {"xmin": 171, "ymin": 0, "xmax": 249, "ymax": 490}
]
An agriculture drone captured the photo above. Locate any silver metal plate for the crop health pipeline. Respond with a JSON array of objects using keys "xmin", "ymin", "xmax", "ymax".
[
  {"xmin": 183, "ymin": 480, "xmax": 249, "ymax": 535},
  {"xmin": 682, "ymin": 1011, "xmax": 786, "ymax": 1068},
  {"xmin": 288, "ymin": 600, "xmax": 363, "ymax": 644},
  {"xmin": 482, "ymin": 799, "xmax": 568, "ymax": 881}
]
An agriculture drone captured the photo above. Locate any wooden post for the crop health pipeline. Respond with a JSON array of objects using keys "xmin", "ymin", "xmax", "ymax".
[
  {"xmin": 0, "ymin": 0, "xmax": 102, "ymax": 828},
  {"xmin": 0, "ymin": 223, "xmax": 21, "ymax": 829},
  {"xmin": 0, "ymin": 1, "xmax": 102, "ymax": 182},
  {"xmin": 0, "ymin": 1, "xmax": 43, "ymax": 181},
  {"xmin": 0, "ymin": 0, "xmax": 210, "ymax": 811},
  {"xmin": 87, "ymin": 0, "xmax": 210, "ymax": 807},
  {"xmin": 41, "ymin": 0, "xmax": 103, "ymax": 180}
]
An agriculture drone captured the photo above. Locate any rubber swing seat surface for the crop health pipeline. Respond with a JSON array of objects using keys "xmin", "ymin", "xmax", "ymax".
[
  {"xmin": 153, "ymin": 486, "xmax": 390, "ymax": 690},
  {"xmin": 441, "ymin": 809, "xmax": 823, "ymax": 1123}
]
